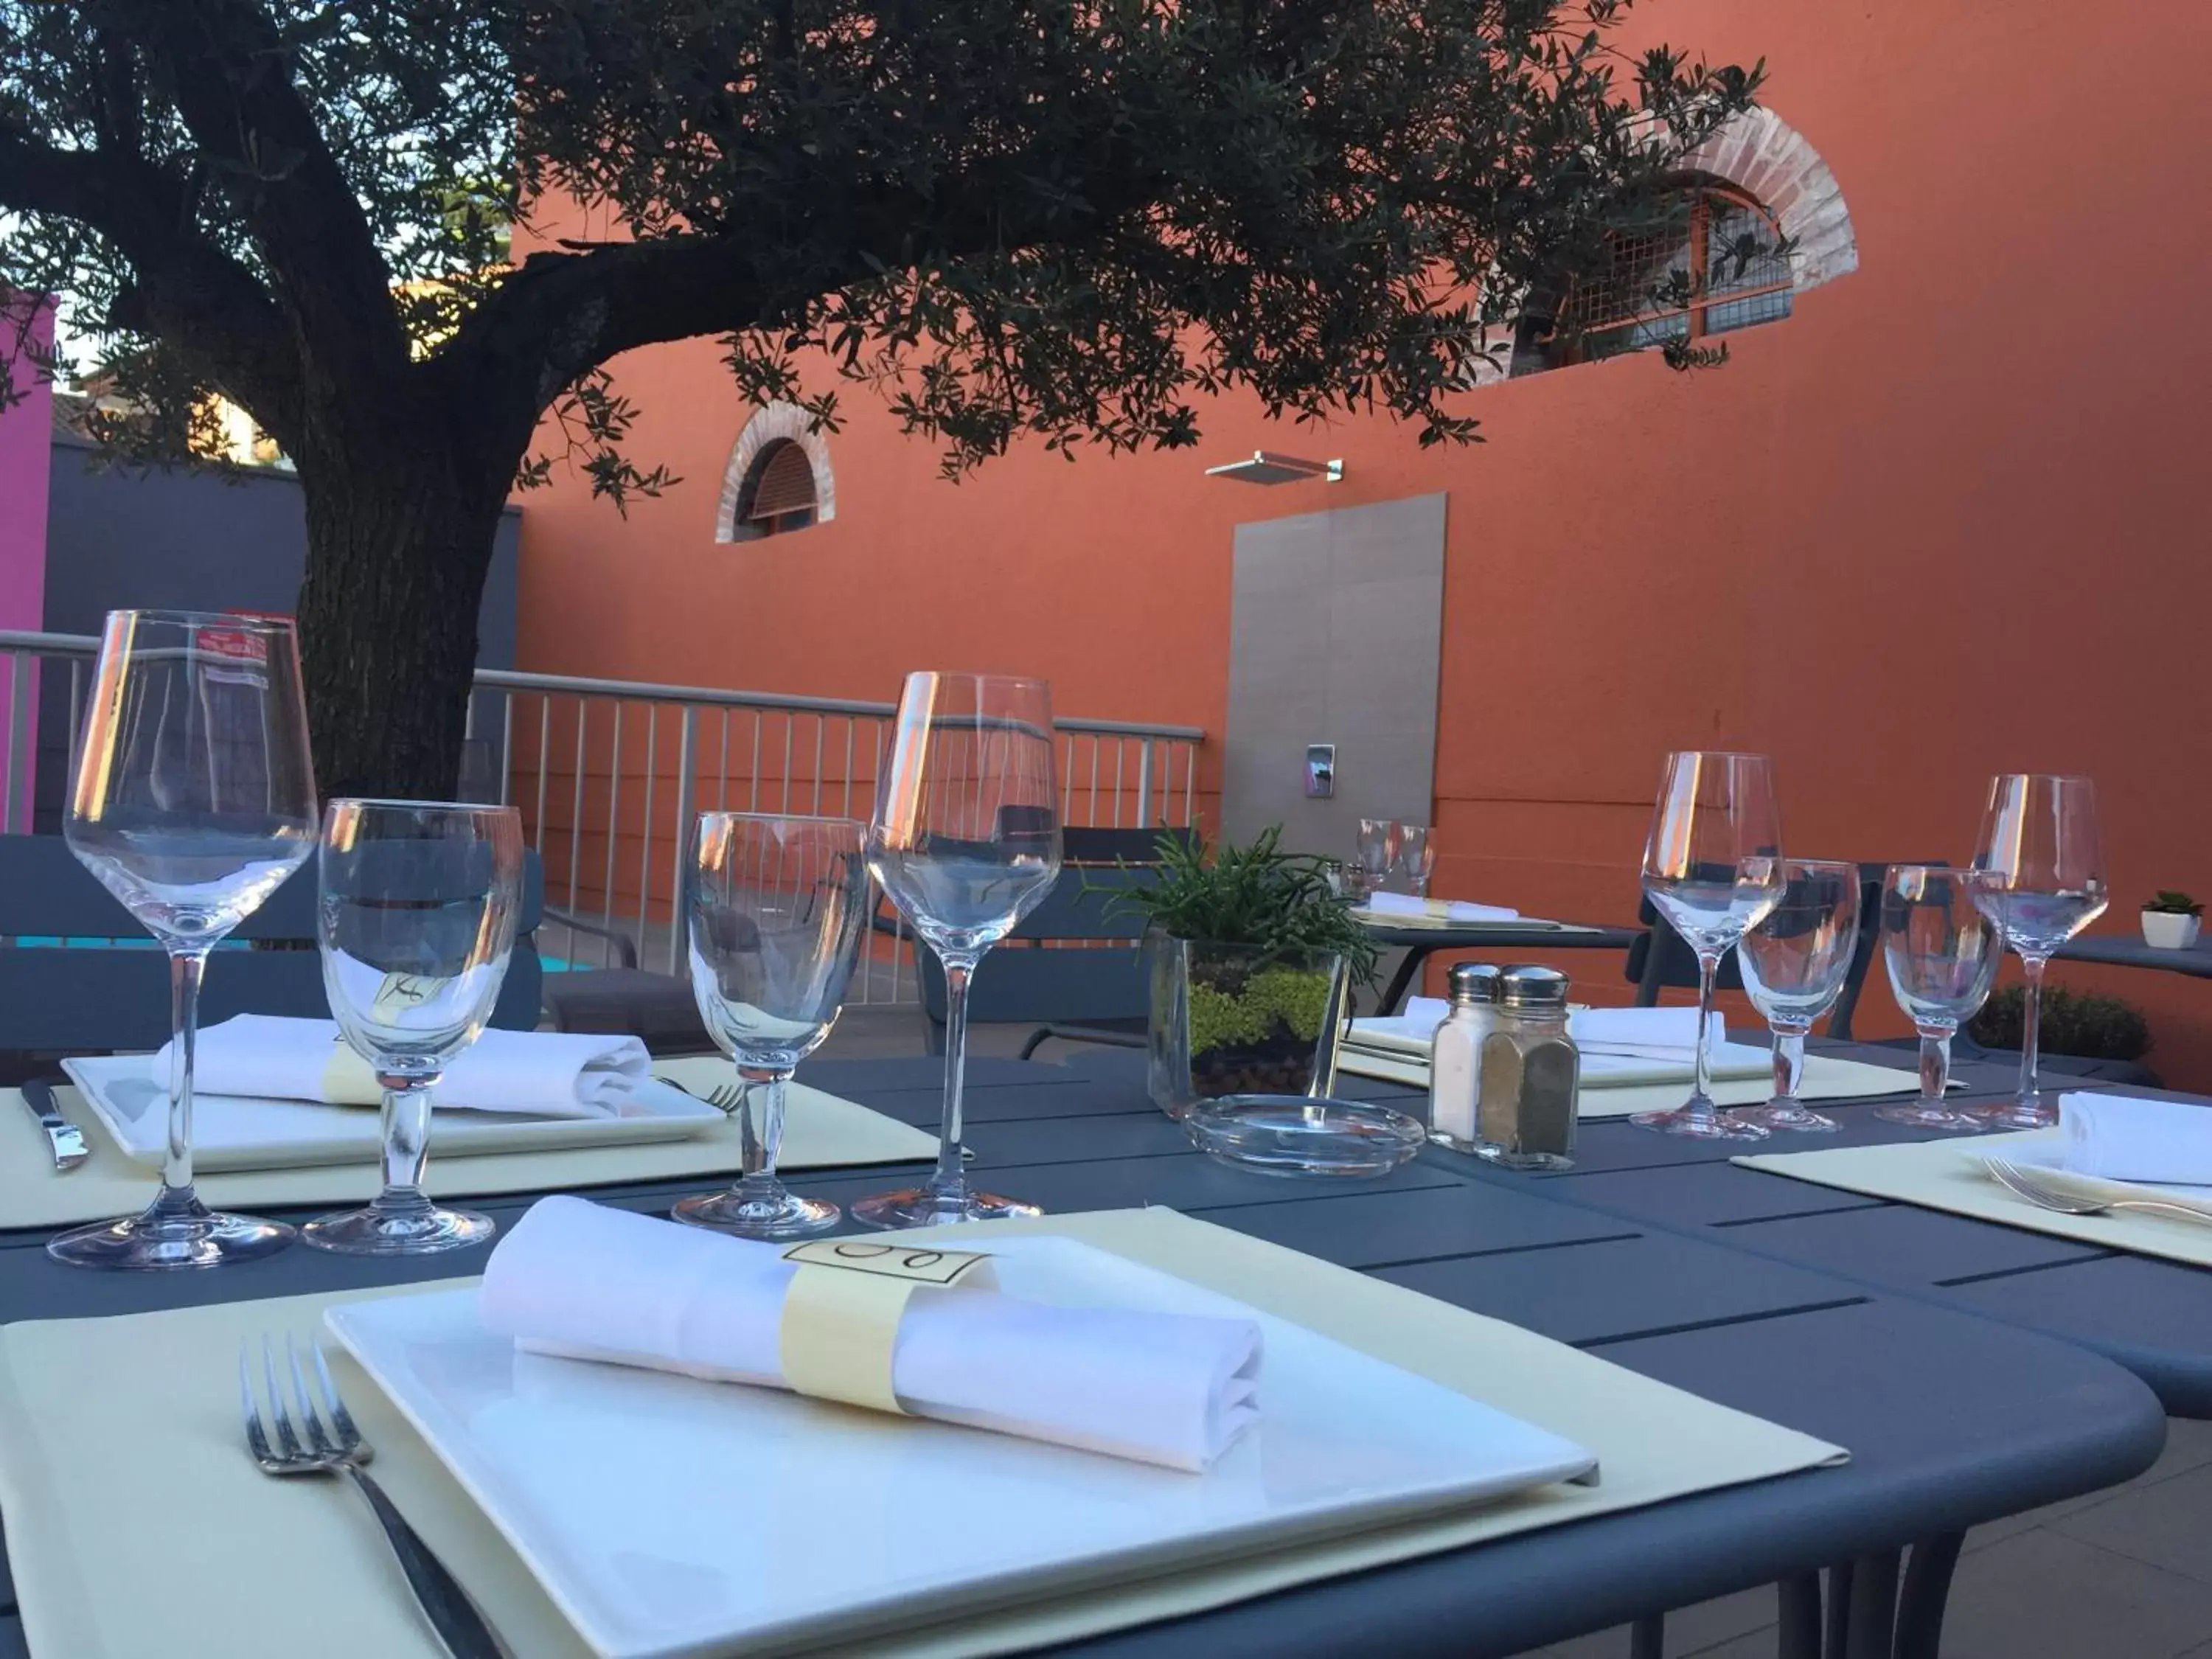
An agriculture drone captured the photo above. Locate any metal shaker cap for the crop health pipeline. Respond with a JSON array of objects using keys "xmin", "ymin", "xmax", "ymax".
[
  {"xmin": 1498, "ymin": 965, "xmax": 1571, "ymax": 1010},
  {"xmin": 1447, "ymin": 962, "xmax": 1503, "ymax": 1004}
]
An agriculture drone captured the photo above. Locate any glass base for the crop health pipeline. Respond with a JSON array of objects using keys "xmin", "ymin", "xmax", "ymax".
[
  {"xmin": 1729, "ymin": 1102, "xmax": 1840, "ymax": 1134},
  {"xmin": 302, "ymin": 1198, "xmax": 495, "ymax": 1256},
  {"xmin": 851, "ymin": 1185, "xmax": 1043, "ymax": 1229},
  {"xmin": 1631, "ymin": 1101, "xmax": 1770, "ymax": 1141},
  {"xmin": 1185, "ymin": 1094, "xmax": 1427, "ymax": 1178},
  {"xmin": 1874, "ymin": 1099, "xmax": 1983, "ymax": 1131},
  {"xmin": 48, "ymin": 1198, "xmax": 294, "ymax": 1270},
  {"xmin": 672, "ymin": 1186, "xmax": 841, "ymax": 1239},
  {"xmin": 1966, "ymin": 1099, "xmax": 2058, "ymax": 1130},
  {"xmin": 1473, "ymin": 1144, "xmax": 1575, "ymax": 1171}
]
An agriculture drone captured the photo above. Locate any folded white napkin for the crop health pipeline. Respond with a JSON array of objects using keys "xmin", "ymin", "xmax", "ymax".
[
  {"xmin": 2058, "ymin": 1093, "xmax": 2212, "ymax": 1186},
  {"xmin": 1363, "ymin": 892, "xmax": 1521, "ymax": 923},
  {"xmin": 479, "ymin": 1197, "xmax": 1264, "ymax": 1471},
  {"xmin": 1568, "ymin": 1006, "xmax": 1727, "ymax": 1059},
  {"xmin": 1378, "ymin": 1000, "xmax": 1723, "ymax": 1059},
  {"xmin": 153, "ymin": 1014, "xmax": 652, "ymax": 1119}
]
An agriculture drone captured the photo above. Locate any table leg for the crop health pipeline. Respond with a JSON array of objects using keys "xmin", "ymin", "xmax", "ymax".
[
  {"xmin": 1777, "ymin": 1573, "xmax": 1823, "ymax": 1659},
  {"xmin": 1842, "ymin": 1551, "xmax": 1899, "ymax": 1659},
  {"xmin": 1627, "ymin": 1613, "xmax": 1663, "ymax": 1659},
  {"xmin": 1376, "ymin": 945, "xmax": 1436, "ymax": 1016},
  {"xmin": 1893, "ymin": 1534, "xmax": 1964, "ymax": 1659},
  {"xmin": 1823, "ymin": 1560, "xmax": 1853, "ymax": 1658}
]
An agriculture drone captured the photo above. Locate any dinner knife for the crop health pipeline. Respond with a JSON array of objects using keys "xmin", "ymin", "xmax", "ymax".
[{"xmin": 18, "ymin": 1076, "xmax": 89, "ymax": 1172}]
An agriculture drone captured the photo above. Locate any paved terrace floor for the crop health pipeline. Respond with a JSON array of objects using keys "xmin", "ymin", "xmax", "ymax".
[{"xmin": 810, "ymin": 1007, "xmax": 2212, "ymax": 1659}]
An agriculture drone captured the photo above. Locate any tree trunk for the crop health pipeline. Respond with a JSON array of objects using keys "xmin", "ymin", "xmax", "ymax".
[{"xmin": 292, "ymin": 437, "xmax": 512, "ymax": 802}]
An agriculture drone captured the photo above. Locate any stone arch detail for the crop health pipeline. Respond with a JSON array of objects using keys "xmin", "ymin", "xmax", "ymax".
[
  {"xmin": 715, "ymin": 401, "xmax": 837, "ymax": 542},
  {"xmin": 1681, "ymin": 108, "xmax": 1858, "ymax": 291}
]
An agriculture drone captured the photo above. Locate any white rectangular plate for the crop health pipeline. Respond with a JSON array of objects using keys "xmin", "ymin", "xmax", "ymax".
[
  {"xmin": 61, "ymin": 1054, "xmax": 722, "ymax": 1172},
  {"xmin": 327, "ymin": 1234, "xmax": 1595, "ymax": 1659}
]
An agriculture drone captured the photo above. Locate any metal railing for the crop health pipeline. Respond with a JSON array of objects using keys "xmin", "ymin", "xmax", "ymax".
[{"xmin": 0, "ymin": 629, "xmax": 1206, "ymax": 1004}]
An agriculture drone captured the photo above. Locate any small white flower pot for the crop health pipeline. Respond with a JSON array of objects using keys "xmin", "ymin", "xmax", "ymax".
[{"xmin": 2140, "ymin": 911, "xmax": 2202, "ymax": 950}]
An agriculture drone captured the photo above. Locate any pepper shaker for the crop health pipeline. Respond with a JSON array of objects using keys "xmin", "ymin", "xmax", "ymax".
[
  {"xmin": 1475, "ymin": 966, "xmax": 1579, "ymax": 1169},
  {"xmin": 1427, "ymin": 963, "xmax": 1501, "ymax": 1150}
]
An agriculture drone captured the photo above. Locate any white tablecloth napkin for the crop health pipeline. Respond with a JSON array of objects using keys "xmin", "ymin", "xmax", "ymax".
[
  {"xmin": 1363, "ymin": 892, "xmax": 1521, "ymax": 923},
  {"xmin": 478, "ymin": 1197, "xmax": 1263, "ymax": 1471},
  {"xmin": 2058, "ymin": 1092, "xmax": 2212, "ymax": 1186},
  {"xmin": 153, "ymin": 1014, "xmax": 653, "ymax": 1118},
  {"xmin": 1386, "ymin": 999, "xmax": 1725, "ymax": 1060}
]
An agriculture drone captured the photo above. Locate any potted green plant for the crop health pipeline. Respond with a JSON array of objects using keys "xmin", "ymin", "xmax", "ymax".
[
  {"xmin": 2141, "ymin": 891, "xmax": 2203, "ymax": 950},
  {"xmin": 1104, "ymin": 827, "xmax": 1380, "ymax": 1119}
]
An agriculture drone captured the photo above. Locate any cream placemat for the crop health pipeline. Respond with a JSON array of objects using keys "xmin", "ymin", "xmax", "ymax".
[
  {"xmin": 1736, "ymin": 1131, "xmax": 2212, "ymax": 1269},
  {"xmin": 1339, "ymin": 1049, "xmax": 1924, "ymax": 1119},
  {"xmin": 0, "ymin": 1206, "xmax": 1844, "ymax": 1659},
  {"xmin": 0, "ymin": 1055, "xmax": 934, "ymax": 1231}
]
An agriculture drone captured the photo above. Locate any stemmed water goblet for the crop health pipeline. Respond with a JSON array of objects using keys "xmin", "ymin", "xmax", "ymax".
[
  {"xmin": 1394, "ymin": 824, "xmax": 1436, "ymax": 899},
  {"xmin": 675, "ymin": 812, "xmax": 869, "ymax": 1237},
  {"xmin": 54, "ymin": 610, "xmax": 318, "ymax": 1270},
  {"xmin": 303, "ymin": 800, "xmax": 524, "ymax": 1255},
  {"xmin": 1630, "ymin": 751, "xmax": 1784, "ymax": 1140},
  {"xmin": 1876, "ymin": 865, "xmax": 2004, "ymax": 1130},
  {"xmin": 1354, "ymin": 818, "xmax": 1396, "ymax": 900},
  {"xmin": 1731, "ymin": 858, "xmax": 1862, "ymax": 1133},
  {"xmin": 1968, "ymin": 775, "xmax": 2107, "ymax": 1130},
  {"xmin": 855, "ymin": 672, "xmax": 1062, "ymax": 1228}
]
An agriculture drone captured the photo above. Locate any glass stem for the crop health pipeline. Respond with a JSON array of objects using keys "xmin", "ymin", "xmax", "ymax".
[
  {"xmin": 372, "ymin": 1074, "xmax": 438, "ymax": 1214},
  {"xmin": 928, "ymin": 956, "xmax": 975, "ymax": 1205},
  {"xmin": 736, "ymin": 1068, "xmax": 789, "ymax": 1205},
  {"xmin": 2018, "ymin": 954, "xmax": 2048, "ymax": 1108},
  {"xmin": 1772, "ymin": 1023, "xmax": 1808, "ymax": 1102},
  {"xmin": 156, "ymin": 945, "xmax": 210, "ymax": 1208},
  {"xmin": 1919, "ymin": 1026, "xmax": 1953, "ymax": 1102},
  {"xmin": 1693, "ymin": 950, "xmax": 1719, "ymax": 1108}
]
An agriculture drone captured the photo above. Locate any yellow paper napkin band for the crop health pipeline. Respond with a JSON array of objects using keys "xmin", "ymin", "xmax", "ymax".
[
  {"xmin": 319, "ymin": 1041, "xmax": 383, "ymax": 1105},
  {"xmin": 777, "ymin": 1241, "xmax": 998, "ymax": 1415}
]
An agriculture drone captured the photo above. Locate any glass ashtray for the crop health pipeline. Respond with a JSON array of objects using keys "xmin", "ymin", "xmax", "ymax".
[{"xmin": 1184, "ymin": 1094, "xmax": 1427, "ymax": 1179}]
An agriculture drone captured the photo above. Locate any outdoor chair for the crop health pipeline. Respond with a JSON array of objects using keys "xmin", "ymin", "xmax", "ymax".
[
  {"xmin": 0, "ymin": 833, "xmax": 543, "ymax": 1080},
  {"xmin": 915, "ymin": 866, "xmax": 1158, "ymax": 1059}
]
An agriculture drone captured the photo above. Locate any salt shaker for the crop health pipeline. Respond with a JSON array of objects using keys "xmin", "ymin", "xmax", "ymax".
[
  {"xmin": 1427, "ymin": 963, "xmax": 1502, "ymax": 1150},
  {"xmin": 1475, "ymin": 966, "xmax": 1579, "ymax": 1169}
]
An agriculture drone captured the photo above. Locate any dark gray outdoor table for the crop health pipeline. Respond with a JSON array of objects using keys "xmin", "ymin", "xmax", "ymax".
[
  {"xmin": 2059, "ymin": 933, "xmax": 2212, "ymax": 979},
  {"xmin": 1360, "ymin": 919, "xmax": 1642, "ymax": 1014},
  {"xmin": 1357, "ymin": 1037, "xmax": 2212, "ymax": 1421},
  {"xmin": 0, "ymin": 1052, "xmax": 2167, "ymax": 1659}
]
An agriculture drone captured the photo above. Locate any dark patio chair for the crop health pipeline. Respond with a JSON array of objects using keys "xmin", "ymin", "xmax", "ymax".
[
  {"xmin": 914, "ymin": 866, "xmax": 1158, "ymax": 1059},
  {"xmin": 0, "ymin": 834, "xmax": 543, "ymax": 1078}
]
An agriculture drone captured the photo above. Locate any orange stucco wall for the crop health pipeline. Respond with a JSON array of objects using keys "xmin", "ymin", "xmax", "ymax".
[{"xmin": 516, "ymin": 0, "xmax": 2212, "ymax": 1081}]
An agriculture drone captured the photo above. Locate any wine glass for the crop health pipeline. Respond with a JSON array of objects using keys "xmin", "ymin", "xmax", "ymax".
[
  {"xmin": 856, "ymin": 672, "xmax": 1061, "ymax": 1228},
  {"xmin": 54, "ymin": 611, "xmax": 317, "ymax": 1270},
  {"xmin": 1630, "ymin": 751, "xmax": 1784, "ymax": 1139},
  {"xmin": 1394, "ymin": 825, "xmax": 1436, "ymax": 899},
  {"xmin": 1877, "ymin": 865, "xmax": 2004, "ymax": 1130},
  {"xmin": 1969, "ymin": 775, "xmax": 2108, "ymax": 1130},
  {"xmin": 1732, "ymin": 858, "xmax": 1862, "ymax": 1133},
  {"xmin": 675, "ymin": 812, "xmax": 869, "ymax": 1237},
  {"xmin": 302, "ymin": 800, "xmax": 523, "ymax": 1255},
  {"xmin": 1354, "ymin": 818, "xmax": 1396, "ymax": 899}
]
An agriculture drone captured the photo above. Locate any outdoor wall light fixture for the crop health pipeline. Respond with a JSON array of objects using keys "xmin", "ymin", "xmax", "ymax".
[{"xmin": 1203, "ymin": 451, "xmax": 1346, "ymax": 485}]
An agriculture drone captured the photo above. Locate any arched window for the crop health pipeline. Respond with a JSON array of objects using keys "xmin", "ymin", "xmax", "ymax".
[
  {"xmin": 737, "ymin": 439, "xmax": 818, "ymax": 536},
  {"xmin": 715, "ymin": 400, "xmax": 837, "ymax": 543},
  {"xmin": 1546, "ymin": 181, "xmax": 1792, "ymax": 366}
]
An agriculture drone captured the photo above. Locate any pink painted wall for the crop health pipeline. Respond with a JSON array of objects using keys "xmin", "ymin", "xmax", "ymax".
[{"xmin": 0, "ymin": 295, "xmax": 54, "ymax": 831}]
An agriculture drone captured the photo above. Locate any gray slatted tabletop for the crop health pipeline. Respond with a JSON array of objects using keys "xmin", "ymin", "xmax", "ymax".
[
  {"xmin": 0, "ymin": 1052, "xmax": 2168, "ymax": 1659},
  {"xmin": 1326, "ymin": 1038, "xmax": 2212, "ymax": 1420}
]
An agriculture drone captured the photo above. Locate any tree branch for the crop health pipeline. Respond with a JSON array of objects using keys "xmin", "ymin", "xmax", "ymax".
[
  {"xmin": 118, "ymin": 0, "xmax": 411, "ymax": 403},
  {"xmin": 0, "ymin": 115, "xmax": 303, "ymax": 439}
]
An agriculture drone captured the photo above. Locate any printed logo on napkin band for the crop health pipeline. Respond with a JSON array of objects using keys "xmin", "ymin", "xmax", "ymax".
[
  {"xmin": 781, "ymin": 1240, "xmax": 993, "ymax": 1287},
  {"xmin": 372, "ymin": 973, "xmax": 445, "ymax": 1015}
]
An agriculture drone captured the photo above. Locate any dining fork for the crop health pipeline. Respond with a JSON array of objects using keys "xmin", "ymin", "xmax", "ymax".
[
  {"xmin": 1983, "ymin": 1158, "xmax": 2212, "ymax": 1229},
  {"xmin": 240, "ymin": 1336, "xmax": 504, "ymax": 1659}
]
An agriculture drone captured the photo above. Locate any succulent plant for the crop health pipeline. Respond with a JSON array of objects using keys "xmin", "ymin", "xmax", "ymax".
[{"xmin": 2143, "ymin": 891, "xmax": 2203, "ymax": 917}]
